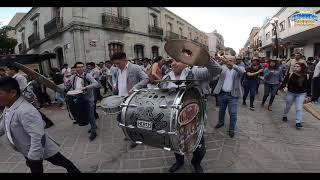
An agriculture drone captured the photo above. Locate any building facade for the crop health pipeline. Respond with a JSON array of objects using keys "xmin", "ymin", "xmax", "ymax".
[
  {"xmin": 7, "ymin": 13, "xmax": 26, "ymax": 39},
  {"xmin": 254, "ymin": 7, "xmax": 320, "ymax": 59},
  {"xmin": 14, "ymin": 7, "xmax": 208, "ymax": 76},
  {"xmin": 207, "ymin": 30, "xmax": 224, "ymax": 56}
]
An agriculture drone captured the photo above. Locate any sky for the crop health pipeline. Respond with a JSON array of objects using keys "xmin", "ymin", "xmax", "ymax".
[
  {"xmin": 166, "ymin": 7, "xmax": 280, "ymax": 53},
  {"xmin": 0, "ymin": 7, "xmax": 280, "ymax": 54},
  {"xmin": 0, "ymin": 7, "xmax": 31, "ymax": 26}
]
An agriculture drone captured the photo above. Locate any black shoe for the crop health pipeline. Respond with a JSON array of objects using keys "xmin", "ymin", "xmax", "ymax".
[
  {"xmin": 193, "ymin": 164, "xmax": 204, "ymax": 173},
  {"xmin": 282, "ymin": 117, "xmax": 288, "ymax": 122},
  {"xmin": 250, "ymin": 106, "xmax": 255, "ymax": 111},
  {"xmin": 88, "ymin": 129, "xmax": 91, "ymax": 133},
  {"xmin": 215, "ymin": 123, "xmax": 224, "ymax": 129},
  {"xmin": 89, "ymin": 132, "xmax": 97, "ymax": 141},
  {"xmin": 130, "ymin": 142, "xmax": 138, "ymax": 149},
  {"xmin": 242, "ymin": 101, "xmax": 247, "ymax": 106},
  {"xmin": 229, "ymin": 131, "xmax": 235, "ymax": 138},
  {"xmin": 296, "ymin": 123, "xmax": 302, "ymax": 129},
  {"xmin": 73, "ymin": 121, "xmax": 78, "ymax": 124},
  {"xmin": 168, "ymin": 162, "xmax": 184, "ymax": 173}
]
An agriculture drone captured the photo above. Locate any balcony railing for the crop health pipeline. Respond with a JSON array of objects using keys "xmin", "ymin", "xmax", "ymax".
[
  {"xmin": 18, "ymin": 43, "xmax": 27, "ymax": 54},
  {"xmin": 44, "ymin": 17, "xmax": 63, "ymax": 38},
  {"xmin": 28, "ymin": 33, "xmax": 40, "ymax": 48},
  {"xmin": 148, "ymin": 25, "xmax": 163, "ymax": 37},
  {"xmin": 102, "ymin": 13, "xmax": 130, "ymax": 30},
  {"xmin": 165, "ymin": 31, "xmax": 180, "ymax": 40}
]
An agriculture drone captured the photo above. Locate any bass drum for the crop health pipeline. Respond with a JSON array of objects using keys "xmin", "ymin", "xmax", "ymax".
[
  {"xmin": 65, "ymin": 90, "xmax": 90, "ymax": 126},
  {"xmin": 119, "ymin": 87, "xmax": 204, "ymax": 154}
]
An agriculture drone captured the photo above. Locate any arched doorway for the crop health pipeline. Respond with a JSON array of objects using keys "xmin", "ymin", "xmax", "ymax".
[{"xmin": 54, "ymin": 47, "xmax": 64, "ymax": 69}]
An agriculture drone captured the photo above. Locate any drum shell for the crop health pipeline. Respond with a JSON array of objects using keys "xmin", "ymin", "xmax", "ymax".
[
  {"xmin": 65, "ymin": 94, "xmax": 91, "ymax": 126},
  {"xmin": 120, "ymin": 87, "xmax": 204, "ymax": 154}
]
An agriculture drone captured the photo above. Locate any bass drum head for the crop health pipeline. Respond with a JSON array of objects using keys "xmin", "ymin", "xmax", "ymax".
[{"xmin": 176, "ymin": 87, "xmax": 204, "ymax": 154}]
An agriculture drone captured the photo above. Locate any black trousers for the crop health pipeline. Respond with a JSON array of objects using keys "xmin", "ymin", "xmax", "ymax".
[
  {"xmin": 312, "ymin": 77, "xmax": 320, "ymax": 102},
  {"xmin": 25, "ymin": 152, "xmax": 80, "ymax": 173},
  {"xmin": 174, "ymin": 136, "xmax": 206, "ymax": 166}
]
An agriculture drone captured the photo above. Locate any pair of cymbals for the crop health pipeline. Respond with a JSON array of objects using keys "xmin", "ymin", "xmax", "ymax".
[{"xmin": 164, "ymin": 39, "xmax": 210, "ymax": 66}]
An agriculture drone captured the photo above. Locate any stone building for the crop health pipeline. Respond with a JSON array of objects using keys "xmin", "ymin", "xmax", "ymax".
[
  {"xmin": 14, "ymin": 7, "xmax": 208, "ymax": 76},
  {"xmin": 207, "ymin": 30, "xmax": 224, "ymax": 56}
]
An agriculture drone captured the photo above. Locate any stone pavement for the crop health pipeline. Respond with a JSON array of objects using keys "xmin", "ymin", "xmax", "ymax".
[{"xmin": 1, "ymin": 89, "xmax": 320, "ymax": 173}]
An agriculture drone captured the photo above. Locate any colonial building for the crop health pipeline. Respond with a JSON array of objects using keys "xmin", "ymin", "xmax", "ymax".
[
  {"xmin": 7, "ymin": 13, "xmax": 26, "ymax": 39},
  {"xmin": 14, "ymin": 7, "xmax": 208, "ymax": 76},
  {"xmin": 249, "ymin": 7, "xmax": 320, "ymax": 59},
  {"xmin": 207, "ymin": 30, "xmax": 224, "ymax": 56}
]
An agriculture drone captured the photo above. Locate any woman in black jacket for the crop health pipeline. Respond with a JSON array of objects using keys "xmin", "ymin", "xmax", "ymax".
[{"xmin": 279, "ymin": 62, "xmax": 311, "ymax": 129}]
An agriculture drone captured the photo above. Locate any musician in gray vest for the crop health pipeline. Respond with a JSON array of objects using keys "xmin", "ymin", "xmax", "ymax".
[
  {"xmin": 111, "ymin": 52, "xmax": 149, "ymax": 148},
  {"xmin": 0, "ymin": 77, "xmax": 80, "ymax": 173},
  {"xmin": 65, "ymin": 62, "xmax": 99, "ymax": 141},
  {"xmin": 159, "ymin": 57, "xmax": 222, "ymax": 173}
]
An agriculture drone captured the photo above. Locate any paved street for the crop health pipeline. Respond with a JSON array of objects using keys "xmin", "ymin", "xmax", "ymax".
[{"xmin": 1, "ymin": 87, "xmax": 320, "ymax": 173}]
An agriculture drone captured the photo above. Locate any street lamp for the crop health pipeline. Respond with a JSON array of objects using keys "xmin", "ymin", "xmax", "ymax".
[{"xmin": 270, "ymin": 16, "xmax": 279, "ymax": 59}]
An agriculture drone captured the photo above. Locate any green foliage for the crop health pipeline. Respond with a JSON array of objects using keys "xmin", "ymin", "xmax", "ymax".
[{"xmin": 0, "ymin": 25, "xmax": 18, "ymax": 55}]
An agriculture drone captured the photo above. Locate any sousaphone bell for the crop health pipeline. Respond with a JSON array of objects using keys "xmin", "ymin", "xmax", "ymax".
[{"xmin": 164, "ymin": 39, "xmax": 210, "ymax": 66}]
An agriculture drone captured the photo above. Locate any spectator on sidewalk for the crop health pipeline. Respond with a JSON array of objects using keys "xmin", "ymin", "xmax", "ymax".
[
  {"xmin": 286, "ymin": 53, "xmax": 308, "ymax": 74},
  {"xmin": 311, "ymin": 57, "xmax": 320, "ymax": 103}
]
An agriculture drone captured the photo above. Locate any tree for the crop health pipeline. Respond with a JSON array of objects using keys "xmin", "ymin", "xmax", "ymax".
[{"xmin": 0, "ymin": 26, "xmax": 18, "ymax": 55}]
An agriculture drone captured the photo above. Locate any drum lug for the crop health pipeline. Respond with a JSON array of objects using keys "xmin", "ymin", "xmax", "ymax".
[
  {"xmin": 163, "ymin": 147, "xmax": 171, "ymax": 151},
  {"xmin": 159, "ymin": 105, "xmax": 168, "ymax": 109},
  {"xmin": 121, "ymin": 103, "xmax": 137, "ymax": 108},
  {"xmin": 156, "ymin": 130, "xmax": 166, "ymax": 134},
  {"xmin": 118, "ymin": 123, "xmax": 125, "ymax": 127},
  {"xmin": 168, "ymin": 131, "xmax": 177, "ymax": 135},
  {"xmin": 171, "ymin": 105, "xmax": 182, "ymax": 109},
  {"xmin": 127, "ymin": 125, "xmax": 135, "ymax": 129}
]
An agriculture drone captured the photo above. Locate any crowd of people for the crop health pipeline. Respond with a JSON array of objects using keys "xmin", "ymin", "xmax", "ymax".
[{"xmin": 0, "ymin": 50, "xmax": 319, "ymax": 173}]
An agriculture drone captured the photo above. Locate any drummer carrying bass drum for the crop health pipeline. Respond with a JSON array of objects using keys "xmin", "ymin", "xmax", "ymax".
[
  {"xmin": 159, "ymin": 57, "xmax": 222, "ymax": 173},
  {"xmin": 65, "ymin": 62, "xmax": 99, "ymax": 141}
]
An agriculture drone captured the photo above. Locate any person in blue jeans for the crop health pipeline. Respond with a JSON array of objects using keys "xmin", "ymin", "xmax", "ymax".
[
  {"xmin": 242, "ymin": 58, "xmax": 263, "ymax": 111},
  {"xmin": 279, "ymin": 62, "xmax": 311, "ymax": 129},
  {"xmin": 213, "ymin": 55, "xmax": 245, "ymax": 138},
  {"xmin": 261, "ymin": 59, "xmax": 283, "ymax": 111}
]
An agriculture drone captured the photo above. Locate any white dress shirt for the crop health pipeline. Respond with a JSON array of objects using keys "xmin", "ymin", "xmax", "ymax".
[
  {"xmin": 313, "ymin": 61, "xmax": 320, "ymax": 78},
  {"xmin": 222, "ymin": 68, "xmax": 235, "ymax": 92},
  {"xmin": 166, "ymin": 68, "xmax": 189, "ymax": 89},
  {"xmin": 117, "ymin": 63, "xmax": 129, "ymax": 97},
  {"xmin": 75, "ymin": 75, "xmax": 84, "ymax": 90}
]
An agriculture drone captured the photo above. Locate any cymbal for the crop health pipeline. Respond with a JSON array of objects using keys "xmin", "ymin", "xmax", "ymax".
[
  {"xmin": 14, "ymin": 62, "xmax": 63, "ymax": 93},
  {"xmin": 164, "ymin": 40, "xmax": 210, "ymax": 66}
]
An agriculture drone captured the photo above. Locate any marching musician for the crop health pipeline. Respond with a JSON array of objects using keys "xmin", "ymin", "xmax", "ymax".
[
  {"xmin": 65, "ymin": 62, "xmax": 99, "ymax": 141},
  {"xmin": 111, "ymin": 52, "xmax": 149, "ymax": 148},
  {"xmin": 159, "ymin": 57, "xmax": 222, "ymax": 173},
  {"xmin": 0, "ymin": 77, "xmax": 81, "ymax": 173},
  {"xmin": 7, "ymin": 65, "xmax": 54, "ymax": 129},
  {"xmin": 86, "ymin": 62, "xmax": 101, "ymax": 119}
]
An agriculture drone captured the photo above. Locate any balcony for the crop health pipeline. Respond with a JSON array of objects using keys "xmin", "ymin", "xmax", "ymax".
[
  {"xmin": 18, "ymin": 43, "xmax": 27, "ymax": 54},
  {"xmin": 28, "ymin": 33, "xmax": 40, "ymax": 48},
  {"xmin": 44, "ymin": 17, "xmax": 63, "ymax": 38},
  {"xmin": 102, "ymin": 13, "xmax": 130, "ymax": 30},
  {"xmin": 148, "ymin": 25, "xmax": 163, "ymax": 37},
  {"xmin": 165, "ymin": 31, "xmax": 180, "ymax": 40}
]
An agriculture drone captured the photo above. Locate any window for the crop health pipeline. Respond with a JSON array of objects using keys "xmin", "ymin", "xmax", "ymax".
[
  {"xmin": 33, "ymin": 20, "xmax": 38, "ymax": 35},
  {"xmin": 266, "ymin": 32, "xmax": 270, "ymax": 40},
  {"xmin": 151, "ymin": 14, "xmax": 158, "ymax": 27},
  {"xmin": 279, "ymin": 20, "xmax": 285, "ymax": 32},
  {"xmin": 151, "ymin": 46, "xmax": 159, "ymax": 58},
  {"xmin": 167, "ymin": 22, "xmax": 172, "ymax": 32},
  {"xmin": 134, "ymin": 45, "xmax": 144, "ymax": 59},
  {"xmin": 108, "ymin": 43, "xmax": 123, "ymax": 58},
  {"xmin": 117, "ymin": 7, "xmax": 122, "ymax": 17},
  {"xmin": 21, "ymin": 30, "xmax": 25, "ymax": 44},
  {"xmin": 189, "ymin": 32, "xmax": 192, "ymax": 39},
  {"xmin": 53, "ymin": 7, "xmax": 61, "ymax": 18},
  {"xmin": 179, "ymin": 27, "xmax": 183, "ymax": 36}
]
